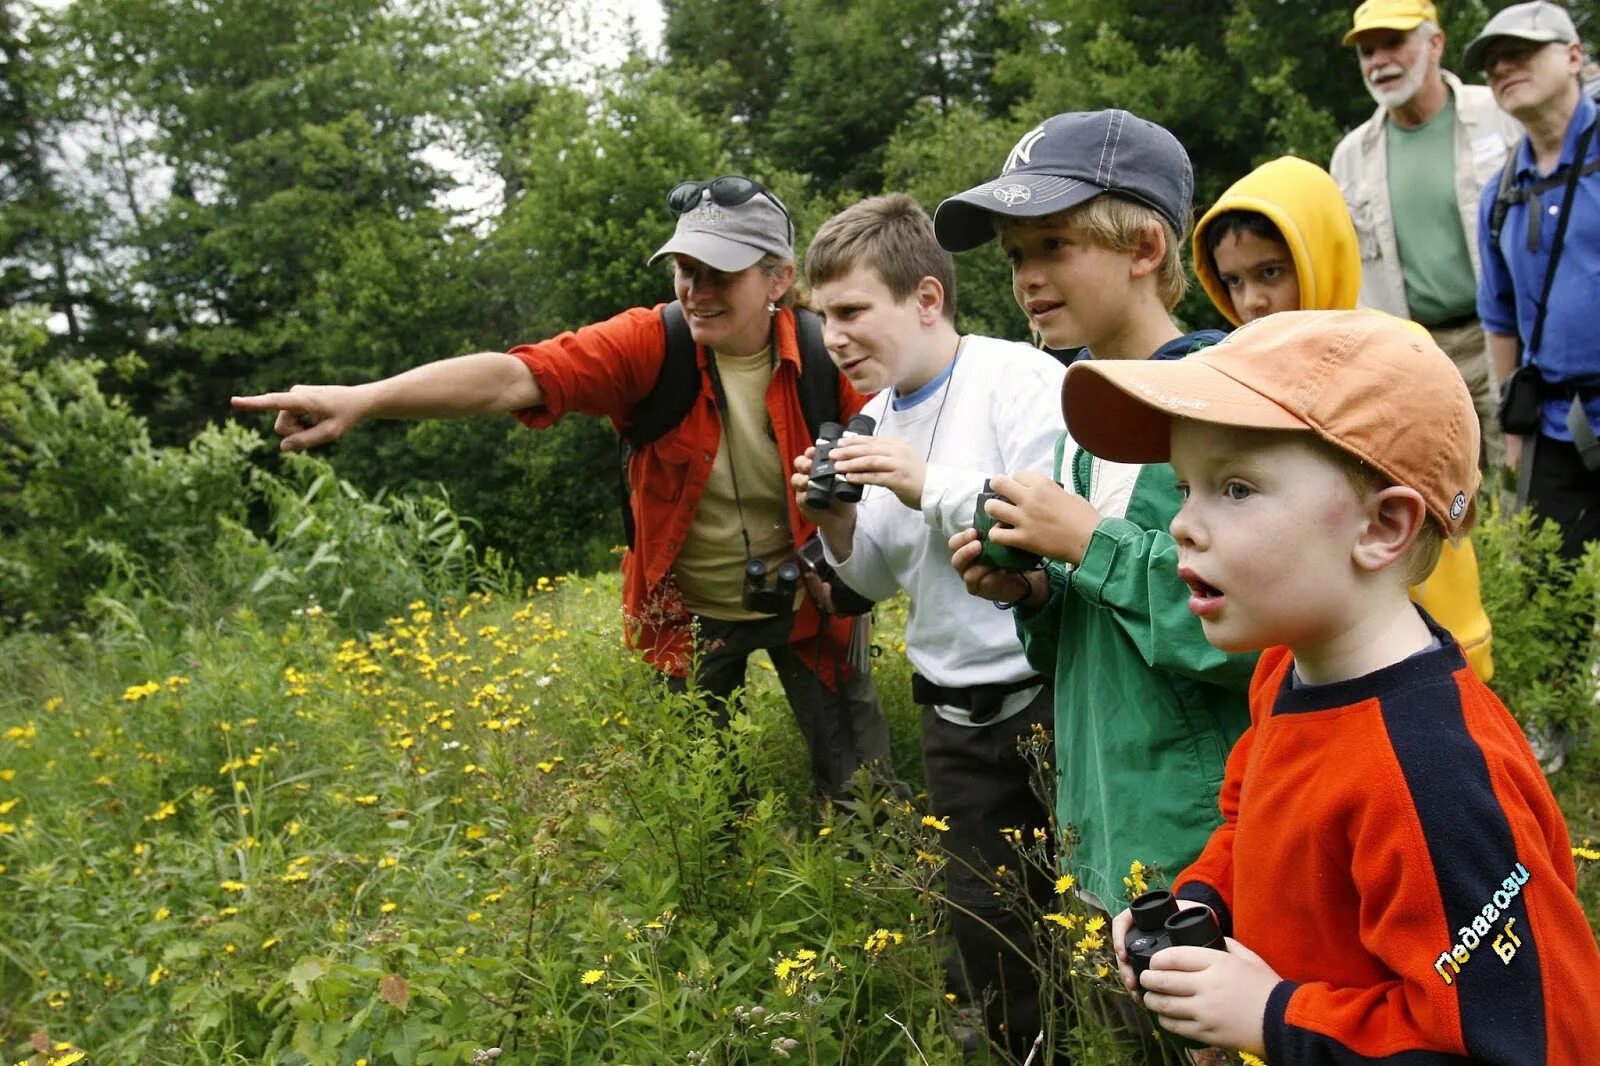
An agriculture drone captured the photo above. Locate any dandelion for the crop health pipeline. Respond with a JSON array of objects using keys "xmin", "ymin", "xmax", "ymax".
[
  {"xmin": 153, "ymin": 907, "xmax": 171, "ymax": 921},
  {"xmin": 122, "ymin": 681, "xmax": 161, "ymax": 702},
  {"xmin": 1573, "ymin": 840, "xmax": 1600, "ymax": 863},
  {"xmin": 45, "ymin": 989, "xmax": 68, "ymax": 1009},
  {"xmin": 921, "ymin": 815, "xmax": 949, "ymax": 832},
  {"xmin": 148, "ymin": 964, "xmax": 169, "ymax": 986},
  {"xmin": 353, "ymin": 794, "xmax": 379, "ymax": 806},
  {"xmin": 464, "ymin": 826, "xmax": 487, "ymax": 841},
  {"xmin": 378, "ymin": 856, "xmax": 399, "ymax": 869},
  {"xmin": 280, "ymin": 870, "xmax": 310, "ymax": 884},
  {"xmin": 1124, "ymin": 859, "xmax": 1150, "ymax": 898},
  {"xmin": 0, "ymin": 798, "xmax": 17, "ymax": 815},
  {"xmin": 146, "ymin": 800, "xmax": 177, "ymax": 823},
  {"xmin": 863, "ymin": 928, "xmax": 905, "ymax": 955},
  {"xmin": 1042, "ymin": 913, "xmax": 1078, "ymax": 930},
  {"xmin": 49, "ymin": 1053, "xmax": 86, "ymax": 1066},
  {"xmin": 1240, "ymin": 1055, "xmax": 1268, "ymax": 1066},
  {"xmin": 1084, "ymin": 915, "xmax": 1106, "ymax": 934},
  {"xmin": 580, "ymin": 968, "xmax": 606, "ymax": 987},
  {"xmin": 219, "ymin": 880, "xmax": 246, "ymax": 893},
  {"xmin": 380, "ymin": 900, "xmax": 397, "ymax": 913}
]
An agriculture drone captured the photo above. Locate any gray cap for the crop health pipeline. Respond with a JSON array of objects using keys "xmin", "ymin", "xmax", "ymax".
[
  {"xmin": 934, "ymin": 110, "xmax": 1194, "ymax": 253},
  {"xmin": 647, "ymin": 189, "xmax": 793, "ymax": 272},
  {"xmin": 1464, "ymin": 1, "xmax": 1579, "ymax": 73}
]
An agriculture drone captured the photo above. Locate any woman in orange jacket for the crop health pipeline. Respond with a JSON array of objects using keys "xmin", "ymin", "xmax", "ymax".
[{"xmin": 233, "ymin": 176, "xmax": 890, "ymax": 797}]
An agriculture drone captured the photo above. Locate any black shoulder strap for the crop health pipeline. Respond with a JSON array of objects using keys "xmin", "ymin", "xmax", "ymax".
[
  {"xmin": 625, "ymin": 301, "xmax": 700, "ymax": 449},
  {"xmin": 1527, "ymin": 120, "xmax": 1596, "ymax": 359},
  {"xmin": 1490, "ymin": 131, "xmax": 1600, "ymax": 253},
  {"xmin": 791, "ymin": 306, "xmax": 839, "ymax": 439},
  {"xmin": 1489, "ymin": 138, "xmax": 1523, "ymax": 252}
]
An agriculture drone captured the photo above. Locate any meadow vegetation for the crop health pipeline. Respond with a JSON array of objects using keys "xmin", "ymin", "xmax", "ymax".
[{"xmin": 3, "ymin": 305, "xmax": 1600, "ymax": 1064}]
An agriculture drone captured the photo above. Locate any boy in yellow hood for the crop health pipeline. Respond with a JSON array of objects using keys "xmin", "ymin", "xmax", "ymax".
[{"xmin": 1194, "ymin": 155, "xmax": 1493, "ymax": 680}]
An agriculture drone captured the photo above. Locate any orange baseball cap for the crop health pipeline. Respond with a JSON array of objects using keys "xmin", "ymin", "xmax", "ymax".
[
  {"xmin": 1343, "ymin": 0, "xmax": 1440, "ymax": 45},
  {"xmin": 1062, "ymin": 310, "xmax": 1481, "ymax": 536}
]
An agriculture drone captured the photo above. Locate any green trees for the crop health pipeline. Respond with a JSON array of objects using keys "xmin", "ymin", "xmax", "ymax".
[{"xmin": 0, "ymin": 0, "xmax": 1529, "ymax": 594}]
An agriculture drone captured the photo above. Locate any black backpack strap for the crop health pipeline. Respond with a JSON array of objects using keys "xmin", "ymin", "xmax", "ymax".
[
  {"xmin": 1489, "ymin": 139, "xmax": 1523, "ymax": 253},
  {"xmin": 626, "ymin": 301, "xmax": 701, "ymax": 448},
  {"xmin": 618, "ymin": 301, "xmax": 703, "ymax": 550},
  {"xmin": 791, "ymin": 306, "xmax": 840, "ymax": 438}
]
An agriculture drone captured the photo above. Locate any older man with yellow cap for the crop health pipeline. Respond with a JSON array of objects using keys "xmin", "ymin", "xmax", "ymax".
[{"xmin": 1330, "ymin": 0, "xmax": 1522, "ymax": 473}]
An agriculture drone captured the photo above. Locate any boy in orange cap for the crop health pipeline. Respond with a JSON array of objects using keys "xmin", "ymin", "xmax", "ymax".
[{"xmin": 1082, "ymin": 310, "xmax": 1600, "ymax": 1061}]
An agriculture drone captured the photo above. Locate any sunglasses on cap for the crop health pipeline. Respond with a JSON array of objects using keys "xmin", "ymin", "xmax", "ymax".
[{"xmin": 667, "ymin": 175, "xmax": 793, "ymax": 240}]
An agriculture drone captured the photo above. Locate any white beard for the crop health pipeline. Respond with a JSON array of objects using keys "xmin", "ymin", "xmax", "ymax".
[{"xmin": 1365, "ymin": 51, "xmax": 1430, "ymax": 109}]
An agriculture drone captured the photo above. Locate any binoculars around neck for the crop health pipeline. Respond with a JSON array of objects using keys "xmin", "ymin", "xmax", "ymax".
[
  {"xmin": 742, "ymin": 557, "xmax": 801, "ymax": 616},
  {"xmin": 806, "ymin": 414, "xmax": 877, "ymax": 510},
  {"xmin": 1125, "ymin": 889, "xmax": 1226, "ymax": 980}
]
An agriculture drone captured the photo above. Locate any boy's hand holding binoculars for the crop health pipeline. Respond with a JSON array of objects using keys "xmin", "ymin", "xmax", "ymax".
[
  {"xmin": 978, "ymin": 471, "xmax": 1103, "ymax": 567},
  {"xmin": 1111, "ymin": 892, "xmax": 1280, "ymax": 1056}
]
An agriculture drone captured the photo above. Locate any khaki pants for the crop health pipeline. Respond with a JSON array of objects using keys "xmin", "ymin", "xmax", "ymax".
[{"xmin": 1429, "ymin": 319, "xmax": 1504, "ymax": 473}]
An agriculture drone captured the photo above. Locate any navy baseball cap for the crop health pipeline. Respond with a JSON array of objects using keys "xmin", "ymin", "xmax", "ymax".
[{"xmin": 934, "ymin": 109, "xmax": 1195, "ymax": 252}]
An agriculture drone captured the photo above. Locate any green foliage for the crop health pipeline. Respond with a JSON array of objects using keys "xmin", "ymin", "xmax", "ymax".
[
  {"xmin": 0, "ymin": 306, "xmax": 507, "ymax": 637},
  {"xmin": 1475, "ymin": 503, "xmax": 1600, "ymax": 737}
]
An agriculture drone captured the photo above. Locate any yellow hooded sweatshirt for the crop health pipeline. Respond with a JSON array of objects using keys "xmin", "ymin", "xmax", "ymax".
[{"xmin": 1193, "ymin": 156, "xmax": 1494, "ymax": 681}]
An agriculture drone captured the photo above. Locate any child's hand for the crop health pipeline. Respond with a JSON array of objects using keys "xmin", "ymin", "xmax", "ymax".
[
  {"xmin": 1138, "ymin": 938, "xmax": 1281, "ymax": 1056},
  {"xmin": 982, "ymin": 471, "xmax": 1102, "ymax": 565},
  {"xmin": 949, "ymin": 528, "xmax": 1042, "ymax": 607},
  {"xmin": 792, "ymin": 448, "xmax": 856, "ymax": 555},
  {"xmin": 830, "ymin": 437, "xmax": 926, "ymax": 511},
  {"xmin": 1112, "ymin": 899, "xmax": 1213, "ymax": 998}
]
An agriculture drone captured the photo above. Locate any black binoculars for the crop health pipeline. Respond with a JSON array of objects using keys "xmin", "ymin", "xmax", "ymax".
[
  {"xmin": 1125, "ymin": 890, "xmax": 1225, "ymax": 980},
  {"xmin": 742, "ymin": 557, "xmax": 801, "ymax": 616},
  {"xmin": 805, "ymin": 414, "xmax": 877, "ymax": 510},
  {"xmin": 974, "ymin": 478, "xmax": 1043, "ymax": 570}
]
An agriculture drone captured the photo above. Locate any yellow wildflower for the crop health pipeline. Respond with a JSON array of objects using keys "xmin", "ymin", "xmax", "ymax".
[
  {"xmin": 920, "ymin": 815, "xmax": 949, "ymax": 832},
  {"xmin": 863, "ymin": 928, "xmax": 906, "ymax": 955},
  {"xmin": 122, "ymin": 680, "xmax": 161, "ymax": 702},
  {"xmin": 261, "ymin": 937, "xmax": 281, "ymax": 950},
  {"xmin": 1054, "ymin": 873, "xmax": 1076, "ymax": 894},
  {"xmin": 580, "ymin": 968, "xmax": 606, "ymax": 987},
  {"xmin": 380, "ymin": 900, "xmax": 397, "ymax": 913},
  {"xmin": 153, "ymin": 907, "xmax": 171, "ymax": 921},
  {"xmin": 219, "ymin": 880, "xmax": 246, "ymax": 893},
  {"xmin": 1042, "ymin": 912, "xmax": 1077, "ymax": 930}
]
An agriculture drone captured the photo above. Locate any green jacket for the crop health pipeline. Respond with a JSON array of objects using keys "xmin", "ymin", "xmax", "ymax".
[{"xmin": 1016, "ymin": 441, "xmax": 1256, "ymax": 907}]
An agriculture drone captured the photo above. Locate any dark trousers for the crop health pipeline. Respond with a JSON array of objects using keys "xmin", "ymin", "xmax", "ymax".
[
  {"xmin": 922, "ymin": 686, "xmax": 1056, "ymax": 1062},
  {"xmin": 667, "ymin": 612, "xmax": 890, "ymax": 797},
  {"xmin": 1527, "ymin": 433, "xmax": 1600, "ymax": 561}
]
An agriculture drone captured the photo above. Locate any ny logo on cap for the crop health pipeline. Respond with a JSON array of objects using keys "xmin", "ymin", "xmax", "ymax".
[
  {"xmin": 992, "ymin": 183, "xmax": 1033, "ymax": 206},
  {"xmin": 1005, "ymin": 126, "xmax": 1047, "ymax": 173}
]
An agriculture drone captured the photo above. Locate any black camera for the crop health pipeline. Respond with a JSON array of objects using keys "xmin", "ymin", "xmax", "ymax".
[
  {"xmin": 742, "ymin": 557, "xmax": 801, "ymax": 616},
  {"xmin": 1125, "ymin": 890, "xmax": 1226, "ymax": 981},
  {"xmin": 974, "ymin": 478, "xmax": 1042, "ymax": 570},
  {"xmin": 805, "ymin": 414, "xmax": 877, "ymax": 509},
  {"xmin": 797, "ymin": 535, "xmax": 876, "ymax": 617}
]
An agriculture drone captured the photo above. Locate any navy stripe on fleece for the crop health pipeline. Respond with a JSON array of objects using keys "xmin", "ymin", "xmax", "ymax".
[{"xmin": 1376, "ymin": 663, "xmax": 1544, "ymax": 1063}]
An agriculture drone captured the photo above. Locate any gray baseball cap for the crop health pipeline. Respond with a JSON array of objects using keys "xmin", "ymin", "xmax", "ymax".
[
  {"xmin": 1464, "ymin": 1, "xmax": 1579, "ymax": 73},
  {"xmin": 647, "ymin": 186, "xmax": 793, "ymax": 272},
  {"xmin": 934, "ymin": 109, "xmax": 1195, "ymax": 253}
]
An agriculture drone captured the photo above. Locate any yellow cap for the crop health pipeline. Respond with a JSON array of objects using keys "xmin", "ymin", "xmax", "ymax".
[{"xmin": 1343, "ymin": 0, "xmax": 1439, "ymax": 45}]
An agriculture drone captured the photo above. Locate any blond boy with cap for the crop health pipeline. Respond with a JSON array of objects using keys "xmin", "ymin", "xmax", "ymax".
[
  {"xmin": 1083, "ymin": 311, "xmax": 1600, "ymax": 1061},
  {"xmin": 936, "ymin": 110, "xmax": 1256, "ymax": 916}
]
